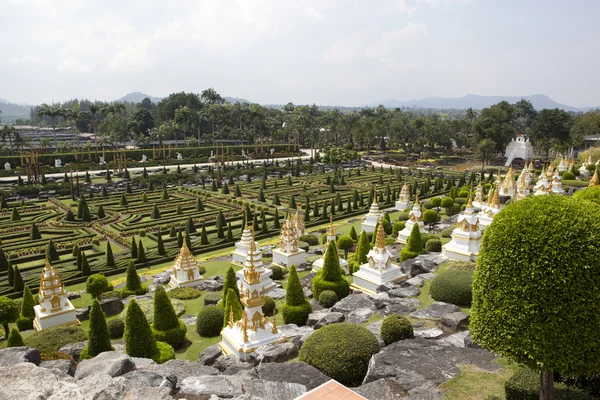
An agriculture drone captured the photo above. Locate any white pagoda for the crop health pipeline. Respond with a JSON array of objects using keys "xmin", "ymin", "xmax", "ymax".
[
  {"xmin": 169, "ymin": 241, "xmax": 204, "ymax": 288},
  {"xmin": 362, "ymin": 196, "xmax": 381, "ymax": 233},
  {"xmin": 394, "ymin": 182, "xmax": 411, "ymax": 211},
  {"xmin": 219, "ymin": 246, "xmax": 285, "ymax": 360},
  {"xmin": 472, "ymin": 180, "xmax": 484, "ymax": 209},
  {"xmin": 33, "ymin": 258, "xmax": 79, "ymax": 331},
  {"xmin": 294, "ymin": 210, "xmax": 305, "ymax": 238},
  {"xmin": 533, "ymin": 166, "xmax": 550, "ymax": 196},
  {"xmin": 232, "ymin": 223, "xmax": 256, "ymax": 266},
  {"xmin": 498, "ymin": 166, "xmax": 516, "ymax": 197},
  {"xmin": 516, "ymin": 172, "xmax": 530, "ymax": 201},
  {"xmin": 311, "ymin": 216, "xmax": 348, "ymax": 273},
  {"xmin": 272, "ymin": 209, "xmax": 306, "ymax": 268},
  {"xmin": 396, "ymin": 193, "xmax": 425, "ymax": 245},
  {"xmin": 352, "ymin": 217, "xmax": 406, "ymax": 294},
  {"xmin": 478, "ymin": 185, "xmax": 501, "ymax": 230},
  {"xmin": 551, "ymin": 169, "xmax": 565, "ymax": 194},
  {"xmin": 442, "ymin": 194, "xmax": 482, "ymax": 262},
  {"xmin": 236, "ymin": 230, "xmax": 275, "ymax": 292},
  {"xmin": 558, "ymin": 157, "xmax": 569, "ymax": 172},
  {"xmin": 580, "ymin": 155, "xmax": 593, "ymax": 177}
]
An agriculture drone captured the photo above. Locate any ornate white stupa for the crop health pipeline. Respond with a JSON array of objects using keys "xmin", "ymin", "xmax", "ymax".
[
  {"xmin": 478, "ymin": 185, "xmax": 501, "ymax": 230},
  {"xmin": 396, "ymin": 193, "xmax": 425, "ymax": 245},
  {"xmin": 579, "ymin": 156, "xmax": 592, "ymax": 177},
  {"xmin": 236, "ymin": 230, "xmax": 275, "ymax": 292},
  {"xmin": 551, "ymin": 169, "xmax": 565, "ymax": 194},
  {"xmin": 311, "ymin": 216, "xmax": 348, "ymax": 273},
  {"xmin": 170, "ymin": 241, "xmax": 204, "ymax": 288},
  {"xmin": 527, "ymin": 160, "xmax": 535, "ymax": 184},
  {"xmin": 589, "ymin": 166, "xmax": 599, "ymax": 188},
  {"xmin": 272, "ymin": 209, "xmax": 306, "ymax": 268},
  {"xmin": 516, "ymin": 172, "xmax": 530, "ymax": 201},
  {"xmin": 534, "ymin": 166, "xmax": 550, "ymax": 196},
  {"xmin": 232, "ymin": 222, "xmax": 256, "ymax": 266},
  {"xmin": 499, "ymin": 166, "xmax": 516, "ymax": 197},
  {"xmin": 558, "ymin": 157, "xmax": 569, "ymax": 172},
  {"xmin": 294, "ymin": 210, "xmax": 305, "ymax": 238},
  {"xmin": 394, "ymin": 182, "xmax": 411, "ymax": 211},
  {"xmin": 472, "ymin": 180, "xmax": 484, "ymax": 209},
  {"xmin": 351, "ymin": 217, "xmax": 406, "ymax": 294},
  {"xmin": 442, "ymin": 193, "xmax": 482, "ymax": 261},
  {"xmin": 219, "ymin": 244, "xmax": 285, "ymax": 360},
  {"xmin": 362, "ymin": 193, "xmax": 381, "ymax": 233},
  {"xmin": 33, "ymin": 258, "xmax": 79, "ymax": 331}
]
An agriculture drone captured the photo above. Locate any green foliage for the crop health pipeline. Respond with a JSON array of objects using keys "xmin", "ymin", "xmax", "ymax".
[
  {"xmin": 318, "ymin": 290, "xmax": 338, "ymax": 308},
  {"xmin": 423, "ymin": 209, "xmax": 439, "ymax": 229},
  {"xmin": 154, "ymin": 341, "xmax": 175, "ymax": 364},
  {"xmin": 400, "ymin": 223, "xmax": 423, "ymax": 261},
  {"xmin": 152, "ymin": 286, "xmax": 180, "ymax": 331},
  {"xmin": 203, "ymin": 292, "xmax": 222, "ymax": 306},
  {"xmin": 349, "ymin": 226, "xmax": 358, "ymax": 241},
  {"xmin": 299, "ymin": 323, "xmax": 380, "ymax": 387},
  {"xmin": 105, "ymin": 242, "xmax": 115, "ymax": 266},
  {"xmin": 196, "ymin": 306, "xmax": 224, "ymax": 337},
  {"xmin": 47, "ymin": 240, "xmax": 59, "ymax": 261},
  {"xmin": 354, "ymin": 230, "xmax": 370, "ymax": 265},
  {"xmin": 152, "ymin": 204, "xmax": 161, "ymax": 219},
  {"xmin": 83, "ymin": 299, "xmax": 114, "ymax": 359},
  {"xmin": 222, "ymin": 267, "xmax": 240, "ymax": 304},
  {"xmin": 441, "ymin": 197, "xmax": 455, "ymax": 209},
  {"xmin": 573, "ymin": 185, "xmax": 600, "ymax": 206},
  {"xmin": 24, "ymin": 325, "xmax": 87, "ymax": 353},
  {"xmin": 20, "ymin": 285, "xmax": 35, "ymax": 318},
  {"xmin": 380, "ymin": 314, "xmax": 414, "ymax": 345},
  {"xmin": 337, "ymin": 235, "xmax": 354, "ymax": 259},
  {"xmin": 472, "ymin": 196, "xmax": 600, "ymax": 377},
  {"xmin": 283, "ymin": 266, "xmax": 312, "ymax": 325},
  {"xmin": 97, "ymin": 205, "xmax": 105, "ymax": 219},
  {"xmin": 124, "ymin": 299, "xmax": 159, "ymax": 359},
  {"xmin": 505, "ymin": 367, "xmax": 593, "ymax": 400},
  {"xmin": 30, "ymin": 223, "xmax": 41, "ymax": 240},
  {"xmin": 11, "ymin": 206, "xmax": 20, "ymax": 221},
  {"xmin": 168, "ymin": 287, "xmax": 202, "ymax": 300},
  {"xmin": 425, "ymin": 238, "xmax": 442, "ymax": 252},
  {"xmin": 107, "ymin": 318, "xmax": 125, "ymax": 339},
  {"xmin": 299, "ymin": 234, "xmax": 319, "ymax": 246},
  {"xmin": 392, "ymin": 221, "xmax": 406, "ymax": 238},
  {"xmin": 13, "ymin": 265, "xmax": 24, "ymax": 292},
  {"xmin": 397, "ymin": 211, "xmax": 410, "ymax": 221},
  {"xmin": 270, "ymin": 265, "xmax": 284, "ymax": 280},
  {"xmin": 137, "ymin": 242, "xmax": 146, "ymax": 262},
  {"xmin": 7, "ymin": 327, "xmax": 24, "ymax": 347},
  {"xmin": 430, "ymin": 270, "xmax": 473, "ymax": 306},
  {"xmin": 86, "ymin": 273, "xmax": 110, "ymax": 298},
  {"xmin": 441, "ymin": 225, "xmax": 456, "ymax": 238},
  {"xmin": 131, "ymin": 237, "xmax": 138, "ymax": 259},
  {"xmin": 562, "ymin": 171, "xmax": 576, "ymax": 181},
  {"xmin": 122, "ymin": 260, "xmax": 148, "ymax": 296},
  {"xmin": 80, "ymin": 252, "xmax": 91, "ymax": 276},
  {"xmin": 262, "ymin": 296, "xmax": 276, "ymax": 316},
  {"xmin": 223, "ymin": 288, "xmax": 243, "ymax": 327},
  {"xmin": 119, "ymin": 193, "xmax": 128, "ymax": 206},
  {"xmin": 312, "ymin": 242, "xmax": 350, "ymax": 300}
]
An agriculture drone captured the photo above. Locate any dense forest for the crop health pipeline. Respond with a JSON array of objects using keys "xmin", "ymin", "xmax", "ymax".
[{"xmin": 1, "ymin": 88, "xmax": 600, "ymax": 163}]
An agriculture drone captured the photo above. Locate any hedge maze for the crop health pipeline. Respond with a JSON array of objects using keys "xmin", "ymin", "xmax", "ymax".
[{"xmin": 0, "ymin": 159, "xmax": 469, "ymax": 298}]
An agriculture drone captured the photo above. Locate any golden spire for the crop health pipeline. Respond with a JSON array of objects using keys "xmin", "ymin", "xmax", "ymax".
[
  {"xmin": 372, "ymin": 185, "xmax": 377, "ymax": 205},
  {"xmin": 487, "ymin": 185, "xmax": 495, "ymax": 204},
  {"xmin": 241, "ymin": 311, "xmax": 249, "ymax": 343},
  {"xmin": 414, "ymin": 191, "xmax": 419, "ymax": 205},
  {"xmin": 466, "ymin": 187, "xmax": 474, "ymax": 208},
  {"xmin": 327, "ymin": 215, "xmax": 335, "ymax": 237},
  {"xmin": 294, "ymin": 209, "xmax": 300, "ymax": 222},
  {"xmin": 518, "ymin": 172, "xmax": 526, "ymax": 188},
  {"xmin": 590, "ymin": 165, "xmax": 599, "ymax": 187},
  {"xmin": 228, "ymin": 306, "xmax": 234, "ymax": 328},
  {"xmin": 244, "ymin": 227, "xmax": 261, "ymax": 285},
  {"xmin": 375, "ymin": 216, "xmax": 386, "ymax": 249},
  {"xmin": 271, "ymin": 315, "xmax": 278, "ymax": 334},
  {"xmin": 492, "ymin": 184, "xmax": 500, "ymax": 206},
  {"xmin": 547, "ymin": 179, "xmax": 553, "ymax": 194}
]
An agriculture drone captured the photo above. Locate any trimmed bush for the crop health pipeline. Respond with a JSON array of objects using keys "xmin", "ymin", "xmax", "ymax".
[
  {"xmin": 573, "ymin": 185, "xmax": 600, "ymax": 206},
  {"xmin": 223, "ymin": 288, "xmax": 243, "ymax": 327},
  {"xmin": 400, "ymin": 223, "xmax": 423, "ymax": 262},
  {"xmin": 318, "ymin": 290, "xmax": 338, "ymax": 308},
  {"xmin": 86, "ymin": 273, "xmax": 110, "ymax": 298},
  {"xmin": 312, "ymin": 241, "xmax": 350, "ymax": 300},
  {"xmin": 7, "ymin": 327, "xmax": 24, "ymax": 347},
  {"xmin": 299, "ymin": 323, "xmax": 380, "ymax": 387},
  {"xmin": 441, "ymin": 225, "xmax": 456, "ymax": 238},
  {"xmin": 299, "ymin": 234, "xmax": 319, "ymax": 246},
  {"xmin": 99, "ymin": 290, "xmax": 123, "ymax": 300},
  {"xmin": 168, "ymin": 287, "xmax": 202, "ymax": 300},
  {"xmin": 196, "ymin": 306, "xmax": 224, "ymax": 337},
  {"xmin": 124, "ymin": 299, "xmax": 159, "ymax": 360},
  {"xmin": 282, "ymin": 266, "xmax": 312, "ymax": 325},
  {"xmin": 80, "ymin": 299, "xmax": 113, "ymax": 360},
  {"xmin": 430, "ymin": 269, "xmax": 474, "ymax": 307},
  {"xmin": 505, "ymin": 367, "xmax": 593, "ymax": 400},
  {"xmin": 262, "ymin": 296, "xmax": 276, "ymax": 316},
  {"xmin": 151, "ymin": 286, "xmax": 186, "ymax": 348},
  {"xmin": 0, "ymin": 296, "xmax": 19, "ymax": 336},
  {"xmin": 562, "ymin": 171, "xmax": 576, "ymax": 181},
  {"xmin": 392, "ymin": 221, "xmax": 406, "ymax": 238},
  {"xmin": 425, "ymin": 238, "xmax": 442, "ymax": 252},
  {"xmin": 380, "ymin": 314, "xmax": 414, "ymax": 345},
  {"xmin": 17, "ymin": 285, "xmax": 35, "ymax": 331},
  {"xmin": 270, "ymin": 265, "xmax": 284, "ymax": 280},
  {"xmin": 121, "ymin": 260, "xmax": 148, "ymax": 297},
  {"xmin": 154, "ymin": 341, "xmax": 176, "ymax": 364},
  {"xmin": 222, "ymin": 267, "xmax": 240, "ymax": 305},
  {"xmin": 448, "ymin": 261, "xmax": 476, "ymax": 271},
  {"xmin": 204, "ymin": 292, "xmax": 222, "ymax": 306},
  {"xmin": 397, "ymin": 212, "xmax": 410, "ymax": 221},
  {"xmin": 24, "ymin": 325, "xmax": 87, "ymax": 353},
  {"xmin": 119, "ymin": 298, "xmax": 185, "ymax": 322},
  {"xmin": 108, "ymin": 318, "xmax": 125, "ymax": 338}
]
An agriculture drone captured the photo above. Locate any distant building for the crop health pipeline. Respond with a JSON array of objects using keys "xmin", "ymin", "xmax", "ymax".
[{"xmin": 504, "ymin": 135, "xmax": 533, "ymax": 166}]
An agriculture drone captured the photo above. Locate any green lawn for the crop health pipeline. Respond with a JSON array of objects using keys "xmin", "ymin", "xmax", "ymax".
[{"xmin": 441, "ymin": 358, "xmax": 519, "ymax": 400}]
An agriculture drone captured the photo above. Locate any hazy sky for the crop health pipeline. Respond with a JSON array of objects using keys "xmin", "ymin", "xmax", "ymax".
[{"xmin": 1, "ymin": 0, "xmax": 599, "ymax": 107}]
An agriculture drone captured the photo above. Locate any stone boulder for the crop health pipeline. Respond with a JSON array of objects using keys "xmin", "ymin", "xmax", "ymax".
[
  {"xmin": 464, "ymin": 332, "xmax": 482, "ymax": 349},
  {"xmin": 332, "ymin": 294, "xmax": 375, "ymax": 314},
  {"xmin": 267, "ymin": 288, "xmax": 286, "ymax": 299},
  {"xmin": 242, "ymin": 379, "xmax": 307, "ymax": 400},
  {"xmin": 99, "ymin": 298, "xmax": 125, "ymax": 316},
  {"xmin": 368, "ymin": 292, "xmax": 392, "ymax": 309},
  {"xmin": 0, "ymin": 346, "xmax": 41, "ymax": 367},
  {"xmin": 414, "ymin": 328, "xmax": 444, "ymax": 339},
  {"xmin": 277, "ymin": 324, "xmax": 314, "ymax": 350},
  {"xmin": 59, "ymin": 341, "xmax": 87, "ymax": 362},
  {"xmin": 379, "ymin": 298, "xmax": 421, "ymax": 317},
  {"xmin": 363, "ymin": 338, "xmax": 499, "ymax": 390},
  {"xmin": 346, "ymin": 307, "xmax": 374, "ymax": 324},
  {"xmin": 197, "ymin": 344, "xmax": 223, "ymax": 366},
  {"xmin": 249, "ymin": 342, "xmax": 298, "ymax": 365},
  {"xmin": 0, "ymin": 362, "xmax": 80, "ymax": 399},
  {"xmin": 74, "ymin": 351, "xmax": 136, "ymax": 380},
  {"xmin": 139, "ymin": 359, "xmax": 219, "ymax": 380},
  {"xmin": 122, "ymin": 370, "xmax": 177, "ymax": 393},
  {"xmin": 389, "ymin": 287, "xmax": 420, "ymax": 298},
  {"xmin": 375, "ymin": 282, "xmax": 400, "ymax": 293},
  {"xmin": 76, "ymin": 307, "xmax": 90, "ymax": 321},
  {"xmin": 77, "ymin": 374, "xmax": 172, "ymax": 400},
  {"xmin": 256, "ymin": 362, "xmax": 329, "ymax": 391},
  {"xmin": 40, "ymin": 359, "xmax": 75, "ymax": 376},
  {"xmin": 442, "ymin": 312, "xmax": 470, "ymax": 331},
  {"xmin": 355, "ymin": 378, "xmax": 407, "ymax": 400},
  {"xmin": 179, "ymin": 375, "xmax": 244, "ymax": 398},
  {"xmin": 153, "ymin": 272, "xmax": 171, "ymax": 286},
  {"xmin": 403, "ymin": 276, "xmax": 425, "ymax": 287},
  {"xmin": 410, "ymin": 302, "xmax": 460, "ymax": 320},
  {"xmin": 400, "ymin": 258, "xmax": 437, "ymax": 277},
  {"xmin": 307, "ymin": 310, "xmax": 345, "ymax": 329},
  {"xmin": 438, "ymin": 331, "xmax": 470, "ymax": 348},
  {"xmin": 196, "ymin": 279, "xmax": 223, "ymax": 292}
]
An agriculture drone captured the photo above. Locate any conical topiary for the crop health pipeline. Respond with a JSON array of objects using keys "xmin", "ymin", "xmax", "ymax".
[
  {"xmin": 124, "ymin": 260, "xmax": 143, "ymax": 293},
  {"xmin": 81, "ymin": 253, "xmax": 91, "ymax": 276},
  {"xmin": 354, "ymin": 230, "xmax": 369, "ymax": 264},
  {"xmin": 83, "ymin": 299, "xmax": 113, "ymax": 359},
  {"xmin": 222, "ymin": 266, "xmax": 240, "ymax": 305},
  {"xmin": 6, "ymin": 327, "xmax": 24, "ymax": 348},
  {"xmin": 124, "ymin": 299, "xmax": 158, "ymax": 359},
  {"xmin": 311, "ymin": 240, "xmax": 350, "ymax": 300},
  {"xmin": 152, "ymin": 204, "xmax": 161, "ymax": 219},
  {"xmin": 152, "ymin": 286, "xmax": 186, "ymax": 347},
  {"xmin": 200, "ymin": 223, "xmax": 209, "ymax": 245},
  {"xmin": 11, "ymin": 207, "xmax": 20, "ymax": 221},
  {"xmin": 131, "ymin": 237, "xmax": 138, "ymax": 259},
  {"xmin": 156, "ymin": 231, "xmax": 166, "ymax": 255},
  {"xmin": 97, "ymin": 205, "xmax": 105, "ymax": 219},
  {"xmin": 47, "ymin": 240, "xmax": 59, "ymax": 262},
  {"xmin": 137, "ymin": 243, "xmax": 146, "ymax": 262},
  {"xmin": 282, "ymin": 266, "xmax": 312, "ymax": 325},
  {"xmin": 13, "ymin": 265, "xmax": 24, "ymax": 292},
  {"xmin": 186, "ymin": 217, "xmax": 196, "ymax": 234},
  {"xmin": 20, "ymin": 285, "xmax": 35, "ymax": 319},
  {"xmin": 106, "ymin": 242, "xmax": 115, "ymax": 266},
  {"xmin": 321, "ymin": 241, "xmax": 342, "ymax": 282},
  {"xmin": 349, "ymin": 226, "xmax": 358, "ymax": 241},
  {"xmin": 7, "ymin": 261, "xmax": 14, "ymax": 287},
  {"xmin": 30, "ymin": 223, "xmax": 41, "ymax": 240},
  {"xmin": 0, "ymin": 246, "xmax": 8, "ymax": 272},
  {"xmin": 400, "ymin": 223, "xmax": 424, "ymax": 262},
  {"xmin": 223, "ymin": 288, "xmax": 243, "ymax": 327}
]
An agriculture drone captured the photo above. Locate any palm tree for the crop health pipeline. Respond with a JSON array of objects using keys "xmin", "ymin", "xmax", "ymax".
[
  {"xmin": 150, "ymin": 125, "xmax": 169, "ymax": 149},
  {"xmin": 201, "ymin": 88, "xmax": 225, "ymax": 105},
  {"xmin": 1, "ymin": 125, "xmax": 15, "ymax": 155},
  {"xmin": 37, "ymin": 104, "xmax": 65, "ymax": 152},
  {"xmin": 88, "ymin": 103, "xmax": 101, "ymax": 154},
  {"xmin": 64, "ymin": 103, "xmax": 82, "ymax": 149},
  {"xmin": 39, "ymin": 138, "xmax": 51, "ymax": 154}
]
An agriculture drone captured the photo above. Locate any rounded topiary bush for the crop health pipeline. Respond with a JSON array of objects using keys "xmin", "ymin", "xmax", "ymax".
[
  {"xmin": 196, "ymin": 306, "xmax": 224, "ymax": 337},
  {"xmin": 454, "ymin": 197, "xmax": 467, "ymax": 205},
  {"xmin": 505, "ymin": 367, "xmax": 593, "ymax": 400},
  {"xmin": 380, "ymin": 314, "xmax": 414, "ymax": 345},
  {"xmin": 203, "ymin": 292, "xmax": 222, "ymax": 306},
  {"xmin": 299, "ymin": 234, "xmax": 319, "ymax": 246},
  {"xmin": 262, "ymin": 296, "xmax": 276, "ymax": 316},
  {"xmin": 270, "ymin": 265, "xmax": 284, "ymax": 280},
  {"xmin": 425, "ymin": 238, "xmax": 442, "ymax": 252},
  {"xmin": 318, "ymin": 290, "xmax": 339, "ymax": 308},
  {"xmin": 152, "ymin": 319, "xmax": 187, "ymax": 348},
  {"xmin": 573, "ymin": 185, "xmax": 600, "ymax": 206},
  {"xmin": 168, "ymin": 287, "xmax": 202, "ymax": 300},
  {"xmin": 299, "ymin": 323, "xmax": 380, "ymax": 387},
  {"xmin": 107, "ymin": 318, "xmax": 125, "ymax": 338},
  {"xmin": 441, "ymin": 225, "xmax": 456, "ymax": 238},
  {"xmin": 562, "ymin": 171, "xmax": 576, "ymax": 181},
  {"xmin": 397, "ymin": 212, "xmax": 410, "ymax": 222},
  {"xmin": 392, "ymin": 221, "xmax": 406, "ymax": 238},
  {"xmin": 154, "ymin": 341, "xmax": 176, "ymax": 364},
  {"xmin": 430, "ymin": 269, "xmax": 474, "ymax": 307}
]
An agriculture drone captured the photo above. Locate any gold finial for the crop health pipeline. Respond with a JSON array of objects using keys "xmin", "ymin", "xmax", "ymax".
[
  {"xmin": 228, "ymin": 306, "xmax": 234, "ymax": 328},
  {"xmin": 294, "ymin": 209, "xmax": 300, "ymax": 222},
  {"xmin": 492, "ymin": 184, "xmax": 500, "ymax": 206},
  {"xmin": 518, "ymin": 172, "xmax": 526, "ymax": 189},
  {"xmin": 375, "ymin": 216, "xmax": 386, "ymax": 249},
  {"xmin": 487, "ymin": 185, "xmax": 495, "ymax": 204},
  {"xmin": 547, "ymin": 179, "xmax": 553, "ymax": 194},
  {"xmin": 466, "ymin": 186, "xmax": 473, "ymax": 208},
  {"xmin": 414, "ymin": 192, "xmax": 419, "ymax": 205},
  {"xmin": 271, "ymin": 315, "xmax": 278, "ymax": 334},
  {"xmin": 590, "ymin": 166, "xmax": 599, "ymax": 187},
  {"xmin": 241, "ymin": 311, "xmax": 249, "ymax": 343},
  {"xmin": 372, "ymin": 185, "xmax": 377, "ymax": 205}
]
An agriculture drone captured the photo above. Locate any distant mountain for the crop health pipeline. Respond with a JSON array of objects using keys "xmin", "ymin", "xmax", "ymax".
[
  {"xmin": 118, "ymin": 92, "xmax": 163, "ymax": 103},
  {"xmin": 0, "ymin": 99, "xmax": 32, "ymax": 123},
  {"xmin": 370, "ymin": 94, "xmax": 588, "ymax": 112}
]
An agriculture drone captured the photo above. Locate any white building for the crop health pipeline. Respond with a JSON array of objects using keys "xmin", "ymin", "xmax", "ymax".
[
  {"xmin": 504, "ymin": 136, "xmax": 534, "ymax": 167},
  {"xmin": 34, "ymin": 259, "xmax": 80, "ymax": 331},
  {"xmin": 170, "ymin": 241, "xmax": 204, "ymax": 288}
]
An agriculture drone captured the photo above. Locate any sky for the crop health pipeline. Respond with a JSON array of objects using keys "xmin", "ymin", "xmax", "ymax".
[{"xmin": 1, "ymin": 0, "xmax": 599, "ymax": 107}]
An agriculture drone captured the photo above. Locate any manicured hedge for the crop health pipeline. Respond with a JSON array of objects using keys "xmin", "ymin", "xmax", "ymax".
[
  {"xmin": 197, "ymin": 306, "xmax": 224, "ymax": 337},
  {"xmin": 380, "ymin": 314, "xmax": 414, "ymax": 345},
  {"xmin": 430, "ymin": 269, "xmax": 473, "ymax": 307}
]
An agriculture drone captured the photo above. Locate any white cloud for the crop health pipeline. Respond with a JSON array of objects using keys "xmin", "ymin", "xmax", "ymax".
[
  {"xmin": 57, "ymin": 57, "xmax": 91, "ymax": 73},
  {"xmin": 366, "ymin": 23, "xmax": 428, "ymax": 66},
  {"xmin": 9, "ymin": 55, "xmax": 41, "ymax": 65},
  {"xmin": 392, "ymin": 0, "xmax": 417, "ymax": 14},
  {"xmin": 305, "ymin": 7, "xmax": 325, "ymax": 21},
  {"xmin": 322, "ymin": 32, "xmax": 367, "ymax": 64}
]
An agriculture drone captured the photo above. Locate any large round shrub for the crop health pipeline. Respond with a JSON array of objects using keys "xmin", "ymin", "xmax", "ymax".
[
  {"xmin": 86, "ymin": 273, "xmax": 110, "ymax": 298},
  {"xmin": 270, "ymin": 265, "xmax": 284, "ymax": 280},
  {"xmin": 108, "ymin": 318, "xmax": 125, "ymax": 338},
  {"xmin": 318, "ymin": 290, "xmax": 339, "ymax": 308},
  {"xmin": 196, "ymin": 306, "xmax": 224, "ymax": 337},
  {"xmin": 425, "ymin": 238, "xmax": 442, "ymax": 252},
  {"xmin": 430, "ymin": 270, "xmax": 473, "ymax": 307},
  {"xmin": 261, "ymin": 296, "xmax": 276, "ymax": 316},
  {"xmin": 472, "ymin": 196, "xmax": 600, "ymax": 395},
  {"xmin": 441, "ymin": 197, "xmax": 454, "ymax": 209},
  {"xmin": 380, "ymin": 314, "xmax": 414, "ymax": 345},
  {"xmin": 299, "ymin": 234, "xmax": 319, "ymax": 246},
  {"xmin": 299, "ymin": 323, "xmax": 380, "ymax": 387},
  {"xmin": 562, "ymin": 171, "xmax": 576, "ymax": 181},
  {"xmin": 573, "ymin": 185, "xmax": 600, "ymax": 206}
]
